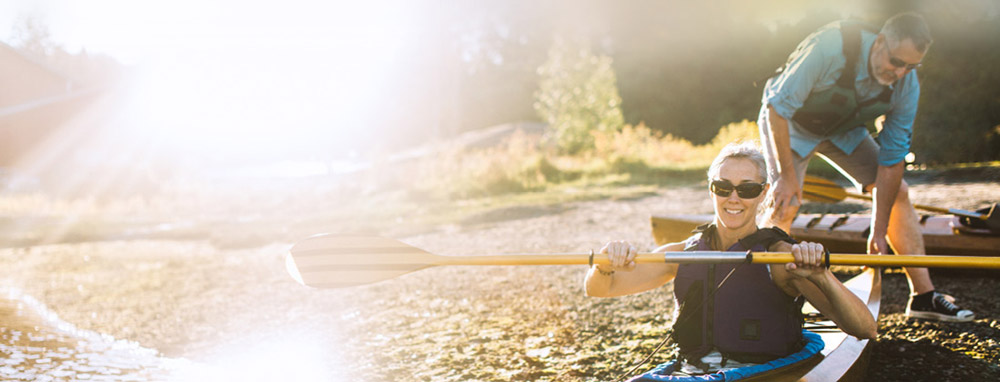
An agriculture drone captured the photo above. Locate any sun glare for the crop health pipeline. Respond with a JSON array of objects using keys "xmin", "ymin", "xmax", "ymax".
[
  {"xmin": 37, "ymin": 0, "xmax": 419, "ymax": 174},
  {"xmin": 170, "ymin": 331, "xmax": 352, "ymax": 382}
]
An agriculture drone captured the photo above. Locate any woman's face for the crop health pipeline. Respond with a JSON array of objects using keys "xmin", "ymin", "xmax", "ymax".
[{"xmin": 711, "ymin": 158, "xmax": 768, "ymax": 231}]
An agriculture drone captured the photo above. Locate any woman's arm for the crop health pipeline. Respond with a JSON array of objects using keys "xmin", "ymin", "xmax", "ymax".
[
  {"xmin": 770, "ymin": 241, "xmax": 878, "ymax": 339},
  {"xmin": 584, "ymin": 241, "xmax": 681, "ymax": 298}
]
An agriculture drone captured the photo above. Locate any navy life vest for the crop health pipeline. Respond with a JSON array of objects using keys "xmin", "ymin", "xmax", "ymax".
[
  {"xmin": 785, "ymin": 21, "xmax": 894, "ymax": 137},
  {"xmin": 672, "ymin": 224, "xmax": 804, "ymax": 364}
]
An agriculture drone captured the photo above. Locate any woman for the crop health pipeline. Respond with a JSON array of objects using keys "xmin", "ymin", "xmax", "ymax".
[{"xmin": 585, "ymin": 141, "xmax": 877, "ymax": 376}]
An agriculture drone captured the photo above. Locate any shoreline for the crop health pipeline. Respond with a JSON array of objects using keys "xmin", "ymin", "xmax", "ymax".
[{"xmin": 1, "ymin": 179, "xmax": 998, "ymax": 381}]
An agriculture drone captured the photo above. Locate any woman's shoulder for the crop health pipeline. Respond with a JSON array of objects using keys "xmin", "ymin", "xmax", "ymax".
[
  {"xmin": 654, "ymin": 241, "xmax": 687, "ymax": 253},
  {"xmin": 743, "ymin": 226, "xmax": 797, "ymax": 251}
]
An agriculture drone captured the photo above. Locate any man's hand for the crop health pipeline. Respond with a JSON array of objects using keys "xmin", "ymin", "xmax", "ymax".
[
  {"xmin": 867, "ymin": 232, "xmax": 890, "ymax": 255},
  {"xmin": 763, "ymin": 106, "xmax": 803, "ymax": 225},
  {"xmin": 770, "ymin": 174, "xmax": 803, "ymax": 223},
  {"xmin": 870, "ymin": 162, "xmax": 904, "ymax": 256}
]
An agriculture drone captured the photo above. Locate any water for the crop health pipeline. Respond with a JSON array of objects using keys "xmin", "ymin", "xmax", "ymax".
[
  {"xmin": 0, "ymin": 287, "xmax": 355, "ymax": 381},
  {"xmin": 0, "ymin": 287, "xmax": 180, "ymax": 381}
]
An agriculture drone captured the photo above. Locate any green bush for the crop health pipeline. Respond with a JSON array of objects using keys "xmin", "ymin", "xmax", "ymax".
[{"xmin": 534, "ymin": 39, "xmax": 625, "ymax": 154}]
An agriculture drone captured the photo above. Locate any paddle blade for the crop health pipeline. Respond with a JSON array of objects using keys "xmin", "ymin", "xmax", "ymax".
[
  {"xmin": 802, "ymin": 175, "xmax": 848, "ymax": 203},
  {"xmin": 286, "ymin": 234, "xmax": 439, "ymax": 288}
]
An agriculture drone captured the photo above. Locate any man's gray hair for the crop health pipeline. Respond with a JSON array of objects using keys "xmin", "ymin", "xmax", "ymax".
[
  {"xmin": 707, "ymin": 140, "xmax": 767, "ymax": 183},
  {"xmin": 881, "ymin": 12, "xmax": 933, "ymax": 52}
]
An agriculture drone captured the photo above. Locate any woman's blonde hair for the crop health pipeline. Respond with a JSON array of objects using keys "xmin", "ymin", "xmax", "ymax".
[
  {"xmin": 707, "ymin": 141, "xmax": 772, "ymax": 222},
  {"xmin": 707, "ymin": 140, "xmax": 768, "ymax": 183}
]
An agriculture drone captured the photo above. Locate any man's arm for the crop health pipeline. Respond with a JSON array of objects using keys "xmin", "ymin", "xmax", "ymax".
[
  {"xmin": 761, "ymin": 30, "xmax": 841, "ymax": 226},
  {"xmin": 869, "ymin": 161, "xmax": 904, "ymax": 254},
  {"xmin": 765, "ymin": 105, "xmax": 803, "ymax": 224},
  {"xmin": 868, "ymin": 67, "xmax": 920, "ymax": 254}
]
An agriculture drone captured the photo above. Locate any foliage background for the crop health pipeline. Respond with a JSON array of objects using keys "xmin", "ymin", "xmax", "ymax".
[
  {"xmin": 8, "ymin": 1, "xmax": 998, "ymax": 166},
  {"xmin": 397, "ymin": 1, "xmax": 1000, "ymax": 165}
]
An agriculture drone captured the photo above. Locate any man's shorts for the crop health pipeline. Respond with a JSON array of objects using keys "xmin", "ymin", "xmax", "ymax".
[{"xmin": 759, "ymin": 126, "xmax": 880, "ymax": 194}]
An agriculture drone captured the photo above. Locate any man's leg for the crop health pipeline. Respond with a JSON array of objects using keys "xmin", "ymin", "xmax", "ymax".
[
  {"xmin": 817, "ymin": 137, "xmax": 973, "ymax": 321},
  {"xmin": 816, "ymin": 138, "xmax": 932, "ymax": 292},
  {"xmin": 881, "ymin": 180, "xmax": 934, "ymax": 294}
]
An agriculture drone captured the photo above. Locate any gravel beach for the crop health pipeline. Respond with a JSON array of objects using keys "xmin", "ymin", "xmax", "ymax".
[{"xmin": 0, "ymin": 172, "xmax": 998, "ymax": 381}]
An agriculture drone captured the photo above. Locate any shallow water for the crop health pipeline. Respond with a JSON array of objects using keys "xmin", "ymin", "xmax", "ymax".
[
  {"xmin": 0, "ymin": 287, "xmax": 178, "ymax": 381},
  {"xmin": 0, "ymin": 239, "xmax": 362, "ymax": 382},
  {"xmin": 0, "ymin": 286, "xmax": 360, "ymax": 381}
]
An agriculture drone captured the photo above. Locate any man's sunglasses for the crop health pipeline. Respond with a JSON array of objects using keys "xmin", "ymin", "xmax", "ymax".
[
  {"xmin": 885, "ymin": 43, "xmax": 922, "ymax": 71},
  {"xmin": 888, "ymin": 55, "xmax": 921, "ymax": 71},
  {"xmin": 710, "ymin": 179, "xmax": 767, "ymax": 199}
]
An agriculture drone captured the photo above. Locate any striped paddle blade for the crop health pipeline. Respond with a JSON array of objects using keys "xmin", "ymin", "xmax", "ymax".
[
  {"xmin": 284, "ymin": 232, "xmax": 1000, "ymax": 289},
  {"xmin": 802, "ymin": 175, "xmax": 848, "ymax": 203},
  {"xmin": 801, "ymin": 176, "xmax": 997, "ymax": 228},
  {"xmin": 286, "ymin": 234, "xmax": 440, "ymax": 288}
]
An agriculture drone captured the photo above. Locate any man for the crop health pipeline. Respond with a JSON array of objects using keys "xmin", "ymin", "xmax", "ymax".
[{"xmin": 758, "ymin": 12, "xmax": 974, "ymax": 322}]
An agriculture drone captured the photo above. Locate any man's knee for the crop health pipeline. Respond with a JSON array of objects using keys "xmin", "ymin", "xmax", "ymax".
[
  {"xmin": 863, "ymin": 180, "xmax": 912, "ymax": 205},
  {"xmin": 765, "ymin": 203, "xmax": 801, "ymax": 231},
  {"xmin": 895, "ymin": 180, "xmax": 911, "ymax": 205}
]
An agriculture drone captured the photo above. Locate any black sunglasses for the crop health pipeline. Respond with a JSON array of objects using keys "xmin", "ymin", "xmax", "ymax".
[
  {"xmin": 710, "ymin": 179, "xmax": 767, "ymax": 199},
  {"xmin": 884, "ymin": 43, "xmax": 921, "ymax": 71},
  {"xmin": 888, "ymin": 55, "xmax": 921, "ymax": 71}
]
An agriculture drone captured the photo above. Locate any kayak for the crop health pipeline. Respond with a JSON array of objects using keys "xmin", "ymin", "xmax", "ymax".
[
  {"xmin": 630, "ymin": 330, "xmax": 825, "ymax": 381},
  {"xmin": 651, "ymin": 214, "xmax": 1000, "ymax": 257},
  {"xmin": 647, "ymin": 216, "xmax": 882, "ymax": 381}
]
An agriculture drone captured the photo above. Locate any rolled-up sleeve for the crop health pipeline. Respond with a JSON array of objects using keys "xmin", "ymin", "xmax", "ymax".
[
  {"xmin": 763, "ymin": 29, "xmax": 840, "ymax": 120},
  {"xmin": 876, "ymin": 73, "xmax": 920, "ymax": 166}
]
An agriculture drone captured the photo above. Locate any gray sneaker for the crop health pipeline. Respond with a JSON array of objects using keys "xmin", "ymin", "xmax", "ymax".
[{"xmin": 906, "ymin": 292, "xmax": 974, "ymax": 322}]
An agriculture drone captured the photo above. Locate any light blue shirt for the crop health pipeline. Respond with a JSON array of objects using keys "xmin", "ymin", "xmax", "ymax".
[{"xmin": 761, "ymin": 22, "xmax": 921, "ymax": 166}]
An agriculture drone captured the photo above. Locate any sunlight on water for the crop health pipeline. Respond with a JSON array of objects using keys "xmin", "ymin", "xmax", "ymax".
[
  {"xmin": 171, "ymin": 331, "xmax": 351, "ymax": 382},
  {"xmin": 2, "ymin": 286, "xmax": 352, "ymax": 381},
  {"xmin": 0, "ymin": 286, "xmax": 181, "ymax": 381}
]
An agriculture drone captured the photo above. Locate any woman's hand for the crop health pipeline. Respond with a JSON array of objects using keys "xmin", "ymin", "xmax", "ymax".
[
  {"xmin": 599, "ymin": 240, "xmax": 637, "ymax": 272},
  {"xmin": 784, "ymin": 241, "xmax": 827, "ymax": 280}
]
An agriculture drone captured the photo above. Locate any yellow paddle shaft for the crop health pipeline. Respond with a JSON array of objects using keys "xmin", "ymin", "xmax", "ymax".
[
  {"xmin": 845, "ymin": 191, "xmax": 993, "ymax": 221},
  {"xmin": 430, "ymin": 252, "xmax": 1000, "ymax": 269},
  {"xmin": 754, "ymin": 252, "xmax": 1000, "ymax": 269},
  {"xmin": 844, "ymin": 191, "xmax": 960, "ymax": 215},
  {"xmin": 803, "ymin": 175, "xmax": 987, "ymax": 220}
]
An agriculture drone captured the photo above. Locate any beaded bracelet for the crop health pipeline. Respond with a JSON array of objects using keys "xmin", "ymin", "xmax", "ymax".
[{"xmin": 590, "ymin": 249, "xmax": 614, "ymax": 276}]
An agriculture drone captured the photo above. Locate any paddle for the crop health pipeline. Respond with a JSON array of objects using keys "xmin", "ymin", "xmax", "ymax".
[
  {"xmin": 286, "ymin": 234, "xmax": 1000, "ymax": 288},
  {"xmin": 802, "ymin": 175, "xmax": 1000, "ymax": 230}
]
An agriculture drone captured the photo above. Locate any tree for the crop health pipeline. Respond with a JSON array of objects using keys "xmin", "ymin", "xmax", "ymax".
[
  {"xmin": 9, "ymin": 16, "xmax": 58, "ymax": 58},
  {"xmin": 534, "ymin": 38, "xmax": 624, "ymax": 154},
  {"xmin": 7, "ymin": 15, "xmax": 121, "ymax": 87}
]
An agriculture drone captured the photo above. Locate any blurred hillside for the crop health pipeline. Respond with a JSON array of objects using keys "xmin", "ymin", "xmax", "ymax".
[
  {"xmin": 2, "ymin": 0, "xmax": 997, "ymax": 171},
  {"xmin": 364, "ymin": 0, "xmax": 1000, "ymax": 164}
]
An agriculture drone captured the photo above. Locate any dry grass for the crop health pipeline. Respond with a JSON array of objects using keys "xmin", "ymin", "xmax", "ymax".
[{"xmin": 413, "ymin": 120, "xmax": 760, "ymax": 199}]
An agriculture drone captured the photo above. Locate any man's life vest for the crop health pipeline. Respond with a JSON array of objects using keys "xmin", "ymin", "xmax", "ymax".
[
  {"xmin": 672, "ymin": 224, "xmax": 804, "ymax": 364},
  {"xmin": 787, "ymin": 21, "xmax": 894, "ymax": 137}
]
